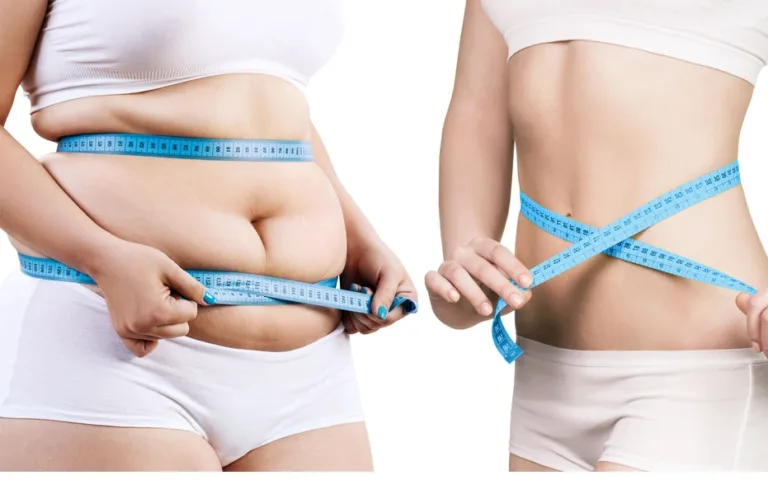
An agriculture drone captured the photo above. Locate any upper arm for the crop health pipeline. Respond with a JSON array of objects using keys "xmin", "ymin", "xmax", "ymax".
[
  {"xmin": 446, "ymin": 0, "xmax": 510, "ymax": 131},
  {"xmin": 0, "ymin": 0, "xmax": 48, "ymax": 125}
]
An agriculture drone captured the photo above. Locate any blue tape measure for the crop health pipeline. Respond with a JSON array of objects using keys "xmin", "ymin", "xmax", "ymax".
[
  {"xmin": 19, "ymin": 255, "xmax": 417, "ymax": 314},
  {"xmin": 57, "ymin": 133, "xmax": 314, "ymax": 162},
  {"xmin": 493, "ymin": 161, "xmax": 754, "ymax": 363},
  {"xmin": 28, "ymin": 133, "xmax": 418, "ymax": 316}
]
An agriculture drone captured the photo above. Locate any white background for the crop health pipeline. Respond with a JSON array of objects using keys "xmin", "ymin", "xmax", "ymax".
[{"xmin": 3, "ymin": 0, "xmax": 768, "ymax": 474}]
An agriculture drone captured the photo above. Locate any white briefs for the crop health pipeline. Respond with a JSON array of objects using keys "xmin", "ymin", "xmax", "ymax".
[
  {"xmin": 509, "ymin": 336, "xmax": 768, "ymax": 472},
  {"xmin": 0, "ymin": 271, "xmax": 365, "ymax": 466}
]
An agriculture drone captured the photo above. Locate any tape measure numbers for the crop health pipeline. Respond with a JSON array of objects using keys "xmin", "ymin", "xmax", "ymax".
[
  {"xmin": 22, "ymin": 133, "xmax": 418, "ymax": 316},
  {"xmin": 19, "ymin": 254, "xmax": 416, "ymax": 314},
  {"xmin": 493, "ymin": 161, "xmax": 754, "ymax": 363},
  {"xmin": 57, "ymin": 133, "xmax": 314, "ymax": 162}
]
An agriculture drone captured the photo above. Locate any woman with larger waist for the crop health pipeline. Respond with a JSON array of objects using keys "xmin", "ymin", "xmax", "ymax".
[
  {"xmin": 0, "ymin": 0, "xmax": 416, "ymax": 472},
  {"xmin": 427, "ymin": 0, "xmax": 768, "ymax": 472}
]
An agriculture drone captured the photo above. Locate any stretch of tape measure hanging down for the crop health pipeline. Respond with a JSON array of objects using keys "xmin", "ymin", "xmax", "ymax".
[
  {"xmin": 18, "ymin": 133, "xmax": 417, "ymax": 316},
  {"xmin": 493, "ymin": 161, "xmax": 756, "ymax": 364}
]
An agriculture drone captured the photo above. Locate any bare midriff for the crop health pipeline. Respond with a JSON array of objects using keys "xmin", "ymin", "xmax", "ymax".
[
  {"xmin": 509, "ymin": 41, "xmax": 768, "ymax": 351},
  {"xmin": 11, "ymin": 73, "xmax": 347, "ymax": 352}
]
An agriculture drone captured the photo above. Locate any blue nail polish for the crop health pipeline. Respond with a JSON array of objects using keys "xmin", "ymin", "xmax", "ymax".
[
  {"xmin": 351, "ymin": 283, "xmax": 360, "ymax": 292},
  {"xmin": 377, "ymin": 305, "xmax": 388, "ymax": 321},
  {"xmin": 203, "ymin": 291, "xmax": 217, "ymax": 306}
]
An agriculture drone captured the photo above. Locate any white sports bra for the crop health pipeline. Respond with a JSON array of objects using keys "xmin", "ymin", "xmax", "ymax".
[
  {"xmin": 22, "ymin": 0, "xmax": 345, "ymax": 112},
  {"xmin": 481, "ymin": 0, "xmax": 768, "ymax": 85}
]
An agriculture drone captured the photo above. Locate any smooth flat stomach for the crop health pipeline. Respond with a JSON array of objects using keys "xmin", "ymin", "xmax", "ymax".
[
  {"xmin": 17, "ymin": 75, "xmax": 347, "ymax": 351},
  {"xmin": 507, "ymin": 41, "xmax": 768, "ymax": 350}
]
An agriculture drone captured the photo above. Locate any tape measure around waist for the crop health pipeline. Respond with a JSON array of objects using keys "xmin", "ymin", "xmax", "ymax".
[
  {"xmin": 493, "ymin": 161, "xmax": 754, "ymax": 364},
  {"xmin": 57, "ymin": 133, "xmax": 314, "ymax": 162},
  {"xmin": 18, "ymin": 254, "xmax": 417, "ymax": 315}
]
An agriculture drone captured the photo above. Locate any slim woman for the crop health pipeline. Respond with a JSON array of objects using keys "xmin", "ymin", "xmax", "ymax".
[
  {"xmin": 0, "ymin": 0, "xmax": 416, "ymax": 472},
  {"xmin": 427, "ymin": 0, "xmax": 768, "ymax": 472}
]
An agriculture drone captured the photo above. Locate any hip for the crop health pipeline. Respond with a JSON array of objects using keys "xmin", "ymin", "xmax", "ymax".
[
  {"xmin": 0, "ymin": 270, "xmax": 363, "ymax": 466},
  {"xmin": 509, "ymin": 336, "xmax": 768, "ymax": 471}
]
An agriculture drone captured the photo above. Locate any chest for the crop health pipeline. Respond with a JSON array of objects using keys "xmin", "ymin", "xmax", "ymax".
[{"xmin": 41, "ymin": 0, "xmax": 345, "ymax": 74}]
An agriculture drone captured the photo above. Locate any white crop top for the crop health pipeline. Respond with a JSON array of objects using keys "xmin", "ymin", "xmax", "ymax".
[
  {"xmin": 481, "ymin": 0, "xmax": 768, "ymax": 85},
  {"xmin": 22, "ymin": 0, "xmax": 346, "ymax": 112}
]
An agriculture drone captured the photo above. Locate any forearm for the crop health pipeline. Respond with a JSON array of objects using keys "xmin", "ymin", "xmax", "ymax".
[
  {"xmin": 0, "ymin": 128, "xmax": 119, "ymax": 275},
  {"xmin": 439, "ymin": 103, "xmax": 514, "ymax": 259},
  {"xmin": 309, "ymin": 124, "xmax": 380, "ymax": 250}
]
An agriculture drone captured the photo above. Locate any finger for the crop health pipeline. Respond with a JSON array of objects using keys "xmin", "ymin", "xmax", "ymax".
[
  {"xmin": 122, "ymin": 337, "xmax": 158, "ymax": 358},
  {"xmin": 736, "ymin": 292, "xmax": 750, "ymax": 315},
  {"xmin": 352, "ymin": 310, "xmax": 382, "ymax": 332},
  {"xmin": 351, "ymin": 316, "xmax": 376, "ymax": 335},
  {"xmin": 471, "ymin": 238, "xmax": 533, "ymax": 288},
  {"xmin": 342, "ymin": 316, "xmax": 359, "ymax": 335},
  {"xmin": 458, "ymin": 251, "xmax": 529, "ymax": 310},
  {"xmin": 350, "ymin": 285, "xmax": 383, "ymax": 330},
  {"xmin": 369, "ymin": 271, "xmax": 400, "ymax": 324},
  {"xmin": 166, "ymin": 265, "xmax": 216, "ymax": 306},
  {"xmin": 153, "ymin": 322, "xmax": 190, "ymax": 339},
  {"xmin": 425, "ymin": 270, "xmax": 460, "ymax": 303},
  {"xmin": 761, "ymin": 309, "xmax": 768, "ymax": 355},
  {"xmin": 745, "ymin": 292, "xmax": 768, "ymax": 351},
  {"xmin": 439, "ymin": 261, "xmax": 493, "ymax": 316},
  {"xmin": 380, "ymin": 281, "xmax": 417, "ymax": 324},
  {"xmin": 160, "ymin": 296, "xmax": 199, "ymax": 326}
]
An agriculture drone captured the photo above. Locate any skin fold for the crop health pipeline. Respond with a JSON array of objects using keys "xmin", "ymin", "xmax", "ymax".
[
  {"xmin": 427, "ymin": 0, "xmax": 768, "ymax": 472},
  {"xmin": 0, "ymin": 0, "xmax": 416, "ymax": 472}
]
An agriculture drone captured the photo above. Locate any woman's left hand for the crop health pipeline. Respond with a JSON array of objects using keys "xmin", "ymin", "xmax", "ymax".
[{"xmin": 340, "ymin": 241, "xmax": 417, "ymax": 335}]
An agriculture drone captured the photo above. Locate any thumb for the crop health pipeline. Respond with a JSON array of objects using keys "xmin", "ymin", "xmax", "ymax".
[
  {"xmin": 166, "ymin": 266, "xmax": 216, "ymax": 306},
  {"xmin": 736, "ymin": 292, "xmax": 751, "ymax": 315},
  {"xmin": 122, "ymin": 337, "xmax": 158, "ymax": 358},
  {"xmin": 371, "ymin": 273, "xmax": 399, "ymax": 323}
]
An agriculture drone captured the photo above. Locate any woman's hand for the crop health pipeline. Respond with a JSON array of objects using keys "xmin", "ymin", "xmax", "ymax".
[
  {"xmin": 425, "ymin": 237, "xmax": 533, "ymax": 330},
  {"xmin": 736, "ymin": 292, "xmax": 768, "ymax": 355},
  {"xmin": 90, "ymin": 239, "xmax": 215, "ymax": 357},
  {"xmin": 340, "ymin": 240, "xmax": 417, "ymax": 335}
]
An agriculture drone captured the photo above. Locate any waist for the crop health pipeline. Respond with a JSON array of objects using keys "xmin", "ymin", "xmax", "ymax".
[
  {"xmin": 512, "ymin": 159, "xmax": 768, "ymax": 351},
  {"xmin": 13, "ymin": 131, "xmax": 349, "ymax": 352},
  {"xmin": 30, "ymin": 139, "xmax": 347, "ymax": 280}
]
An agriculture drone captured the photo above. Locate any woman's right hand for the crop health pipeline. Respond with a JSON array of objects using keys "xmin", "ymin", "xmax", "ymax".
[
  {"xmin": 89, "ymin": 240, "xmax": 215, "ymax": 357},
  {"xmin": 425, "ymin": 237, "xmax": 533, "ymax": 329}
]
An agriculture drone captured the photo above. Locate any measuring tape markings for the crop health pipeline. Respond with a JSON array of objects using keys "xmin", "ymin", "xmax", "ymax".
[
  {"xmin": 24, "ymin": 133, "xmax": 418, "ymax": 315},
  {"xmin": 19, "ymin": 255, "xmax": 416, "ymax": 315},
  {"xmin": 57, "ymin": 134, "xmax": 314, "ymax": 162},
  {"xmin": 520, "ymin": 194, "xmax": 756, "ymax": 295},
  {"xmin": 493, "ymin": 161, "xmax": 752, "ymax": 363}
]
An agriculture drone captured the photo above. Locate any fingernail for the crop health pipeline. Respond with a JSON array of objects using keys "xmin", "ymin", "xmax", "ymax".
[
  {"xmin": 449, "ymin": 290, "xmax": 460, "ymax": 302},
  {"xmin": 753, "ymin": 342, "xmax": 761, "ymax": 353},
  {"xmin": 519, "ymin": 274, "xmax": 533, "ymax": 288},
  {"xmin": 481, "ymin": 302, "xmax": 493, "ymax": 316},
  {"xmin": 510, "ymin": 294, "xmax": 523, "ymax": 308},
  {"xmin": 377, "ymin": 305, "xmax": 388, "ymax": 321},
  {"xmin": 203, "ymin": 291, "xmax": 217, "ymax": 306},
  {"xmin": 351, "ymin": 283, "xmax": 361, "ymax": 292}
]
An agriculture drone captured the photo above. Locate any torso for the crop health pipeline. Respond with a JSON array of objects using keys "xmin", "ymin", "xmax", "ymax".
[
  {"xmin": 509, "ymin": 41, "xmax": 768, "ymax": 351},
  {"xmin": 13, "ymin": 73, "xmax": 347, "ymax": 352}
]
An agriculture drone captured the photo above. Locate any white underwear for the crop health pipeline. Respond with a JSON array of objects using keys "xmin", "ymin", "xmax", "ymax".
[
  {"xmin": 509, "ymin": 336, "xmax": 768, "ymax": 472},
  {"xmin": 0, "ymin": 271, "xmax": 365, "ymax": 466}
]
